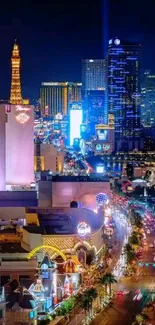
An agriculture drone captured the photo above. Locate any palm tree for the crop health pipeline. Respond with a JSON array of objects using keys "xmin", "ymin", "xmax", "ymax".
[
  {"xmin": 124, "ymin": 243, "xmax": 136, "ymax": 265},
  {"xmin": 99, "ymin": 273, "xmax": 117, "ymax": 296},
  {"xmin": 80, "ymin": 288, "xmax": 98, "ymax": 318},
  {"xmin": 135, "ymin": 313, "xmax": 150, "ymax": 324},
  {"xmin": 131, "ymin": 212, "xmax": 143, "ymax": 230},
  {"xmin": 124, "ymin": 243, "xmax": 132, "ymax": 254},
  {"xmin": 129, "ymin": 232, "xmax": 139, "ymax": 246},
  {"xmin": 102, "ymin": 244, "xmax": 109, "ymax": 268},
  {"xmin": 96, "ymin": 284, "xmax": 106, "ymax": 306},
  {"xmin": 80, "ymin": 294, "xmax": 92, "ymax": 315},
  {"xmin": 88, "ymin": 287, "xmax": 98, "ymax": 301}
]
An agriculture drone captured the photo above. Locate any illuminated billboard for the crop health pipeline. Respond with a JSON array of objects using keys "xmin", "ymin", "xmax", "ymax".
[
  {"xmin": 97, "ymin": 129, "xmax": 108, "ymax": 140},
  {"xmin": 70, "ymin": 109, "xmax": 82, "ymax": 145},
  {"xmin": 95, "ymin": 143, "xmax": 111, "ymax": 152},
  {"xmin": 70, "ymin": 102, "xmax": 82, "ymax": 110},
  {"xmin": 96, "ymin": 166, "xmax": 104, "ymax": 173}
]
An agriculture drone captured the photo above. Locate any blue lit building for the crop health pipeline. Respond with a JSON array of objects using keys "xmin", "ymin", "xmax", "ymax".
[
  {"xmin": 141, "ymin": 71, "xmax": 155, "ymax": 127},
  {"xmin": 82, "ymin": 59, "xmax": 108, "ymax": 132},
  {"xmin": 107, "ymin": 38, "xmax": 142, "ymax": 151}
]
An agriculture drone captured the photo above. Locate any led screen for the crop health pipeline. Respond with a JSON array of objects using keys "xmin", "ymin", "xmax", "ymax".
[
  {"xmin": 97, "ymin": 129, "xmax": 108, "ymax": 140},
  {"xmin": 95, "ymin": 144, "xmax": 102, "ymax": 151},
  {"xmin": 96, "ymin": 166, "xmax": 104, "ymax": 173},
  {"xmin": 70, "ymin": 109, "xmax": 82, "ymax": 145},
  {"xmin": 103, "ymin": 144, "xmax": 110, "ymax": 150}
]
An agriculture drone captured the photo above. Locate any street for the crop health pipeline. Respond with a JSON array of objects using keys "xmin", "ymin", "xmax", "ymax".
[
  {"xmin": 69, "ymin": 202, "xmax": 155, "ymax": 325},
  {"xmin": 90, "ymin": 208, "xmax": 155, "ymax": 325}
]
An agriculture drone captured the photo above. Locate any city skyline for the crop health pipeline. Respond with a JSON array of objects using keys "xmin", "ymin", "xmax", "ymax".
[{"xmin": 0, "ymin": 0, "xmax": 155, "ymax": 99}]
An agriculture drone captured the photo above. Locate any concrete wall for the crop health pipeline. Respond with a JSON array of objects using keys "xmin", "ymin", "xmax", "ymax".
[
  {"xmin": 52, "ymin": 181, "xmax": 110, "ymax": 208},
  {"xmin": 22, "ymin": 229, "xmax": 42, "ymax": 250},
  {"xmin": 38, "ymin": 180, "xmax": 52, "ymax": 207}
]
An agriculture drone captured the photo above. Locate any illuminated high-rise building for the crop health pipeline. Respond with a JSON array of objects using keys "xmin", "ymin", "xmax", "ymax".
[
  {"xmin": 82, "ymin": 59, "xmax": 107, "ymax": 130},
  {"xmin": 141, "ymin": 71, "xmax": 155, "ymax": 127},
  {"xmin": 82, "ymin": 59, "xmax": 105, "ymax": 91},
  {"xmin": 107, "ymin": 38, "xmax": 142, "ymax": 151},
  {"xmin": 40, "ymin": 82, "xmax": 82, "ymax": 117},
  {"xmin": 10, "ymin": 40, "xmax": 22, "ymax": 105}
]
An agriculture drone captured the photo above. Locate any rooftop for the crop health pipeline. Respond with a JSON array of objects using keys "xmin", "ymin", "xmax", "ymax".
[
  {"xmin": 24, "ymin": 207, "xmax": 103, "ymax": 235},
  {"xmin": 0, "ymin": 242, "xmax": 28, "ymax": 254}
]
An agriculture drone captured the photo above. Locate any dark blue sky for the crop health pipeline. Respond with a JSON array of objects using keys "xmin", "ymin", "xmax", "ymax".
[{"xmin": 0, "ymin": 0, "xmax": 155, "ymax": 99}]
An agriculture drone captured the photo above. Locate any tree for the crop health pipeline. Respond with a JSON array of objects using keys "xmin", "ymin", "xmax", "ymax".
[
  {"xmin": 99, "ymin": 273, "xmax": 117, "ymax": 296},
  {"xmin": 130, "ymin": 212, "xmax": 143, "ymax": 230},
  {"xmin": 96, "ymin": 284, "xmax": 106, "ymax": 306},
  {"xmin": 135, "ymin": 313, "xmax": 150, "ymax": 325},
  {"xmin": 80, "ymin": 294, "xmax": 92, "ymax": 316},
  {"xmin": 124, "ymin": 243, "xmax": 132, "ymax": 254},
  {"xmin": 80, "ymin": 288, "xmax": 98, "ymax": 317},
  {"xmin": 102, "ymin": 244, "xmax": 109, "ymax": 268},
  {"xmin": 39, "ymin": 319, "xmax": 50, "ymax": 325},
  {"xmin": 124, "ymin": 243, "xmax": 136, "ymax": 265},
  {"xmin": 129, "ymin": 232, "xmax": 139, "ymax": 246},
  {"xmin": 88, "ymin": 287, "xmax": 98, "ymax": 301}
]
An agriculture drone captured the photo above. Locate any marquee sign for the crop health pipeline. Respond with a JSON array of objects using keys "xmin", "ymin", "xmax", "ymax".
[
  {"xmin": 16, "ymin": 105, "xmax": 30, "ymax": 112},
  {"xmin": 15, "ymin": 105, "xmax": 31, "ymax": 124}
]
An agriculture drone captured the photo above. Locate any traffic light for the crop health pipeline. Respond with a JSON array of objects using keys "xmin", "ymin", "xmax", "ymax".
[
  {"xmin": 145, "ymin": 263, "xmax": 149, "ymax": 267},
  {"xmin": 138, "ymin": 262, "xmax": 143, "ymax": 267},
  {"xmin": 153, "ymin": 264, "xmax": 155, "ymax": 267}
]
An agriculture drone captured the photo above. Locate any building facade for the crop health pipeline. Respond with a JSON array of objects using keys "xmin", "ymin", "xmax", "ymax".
[
  {"xmin": 82, "ymin": 59, "xmax": 105, "ymax": 91},
  {"xmin": 40, "ymin": 82, "xmax": 82, "ymax": 117},
  {"xmin": 82, "ymin": 59, "xmax": 107, "ymax": 128},
  {"xmin": 141, "ymin": 71, "xmax": 155, "ymax": 127},
  {"xmin": 107, "ymin": 38, "xmax": 142, "ymax": 151},
  {"xmin": 0, "ymin": 104, "xmax": 34, "ymax": 190},
  {"xmin": 34, "ymin": 143, "xmax": 65, "ymax": 174}
]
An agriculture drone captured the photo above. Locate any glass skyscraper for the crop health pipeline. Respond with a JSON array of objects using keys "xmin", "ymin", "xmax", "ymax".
[
  {"xmin": 82, "ymin": 59, "xmax": 107, "ymax": 130},
  {"xmin": 107, "ymin": 38, "xmax": 142, "ymax": 151},
  {"xmin": 141, "ymin": 71, "xmax": 155, "ymax": 127}
]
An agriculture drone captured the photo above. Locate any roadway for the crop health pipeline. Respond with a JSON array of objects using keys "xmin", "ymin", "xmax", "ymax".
[
  {"xmin": 90, "ymin": 212, "xmax": 155, "ymax": 325},
  {"xmin": 68, "ymin": 208, "xmax": 130, "ymax": 325},
  {"xmin": 69, "ymin": 204, "xmax": 155, "ymax": 325}
]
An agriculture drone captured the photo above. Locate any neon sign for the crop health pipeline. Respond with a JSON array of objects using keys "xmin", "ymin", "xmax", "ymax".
[
  {"xmin": 77, "ymin": 222, "xmax": 91, "ymax": 237},
  {"xmin": 16, "ymin": 105, "xmax": 30, "ymax": 112},
  {"xmin": 15, "ymin": 112, "xmax": 30, "ymax": 124},
  {"xmin": 15, "ymin": 105, "xmax": 31, "ymax": 124}
]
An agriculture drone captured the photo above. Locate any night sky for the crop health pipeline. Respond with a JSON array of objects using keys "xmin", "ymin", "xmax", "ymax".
[{"xmin": 0, "ymin": 0, "xmax": 155, "ymax": 99}]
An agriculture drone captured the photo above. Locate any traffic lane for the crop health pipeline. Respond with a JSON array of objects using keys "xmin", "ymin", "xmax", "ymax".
[{"xmin": 90, "ymin": 291, "xmax": 145, "ymax": 325}]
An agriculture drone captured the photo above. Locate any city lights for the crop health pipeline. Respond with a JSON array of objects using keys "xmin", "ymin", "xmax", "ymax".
[
  {"xmin": 77, "ymin": 222, "xmax": 91, "ymax": 237},
  {"xmin": 1, "ymin": 4, "xmax": 155, "ymax": 325}
]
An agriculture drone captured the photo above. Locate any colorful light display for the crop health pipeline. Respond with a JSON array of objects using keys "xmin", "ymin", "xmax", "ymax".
[
  {"xmin": 15, "ymin": 112, "xmax": 30, "ymax": 124},
  {"xmin": 27, "ymin": 245, "xmax": 67, "ymax": 260},
  {"xmin": 77, "ymin": 222, "xmax": 91, "ymax": 237},
  {"xmin": 96, "ymin": 192, "xmax": 109, "ymax": 207},
  {"xmin": 10, "ymin": 41, "xmax": 22, "ymax": 105}
]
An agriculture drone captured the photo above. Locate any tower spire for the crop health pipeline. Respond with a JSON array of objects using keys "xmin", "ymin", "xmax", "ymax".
[{"xmin": 10, "ymin": 40, "xmax": 22, "ymax": 105}]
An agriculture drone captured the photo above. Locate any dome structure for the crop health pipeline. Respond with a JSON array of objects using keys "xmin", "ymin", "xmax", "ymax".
[{"xmin": 96, "ymin": 193, "xmax": 108, "ymax": 207}]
